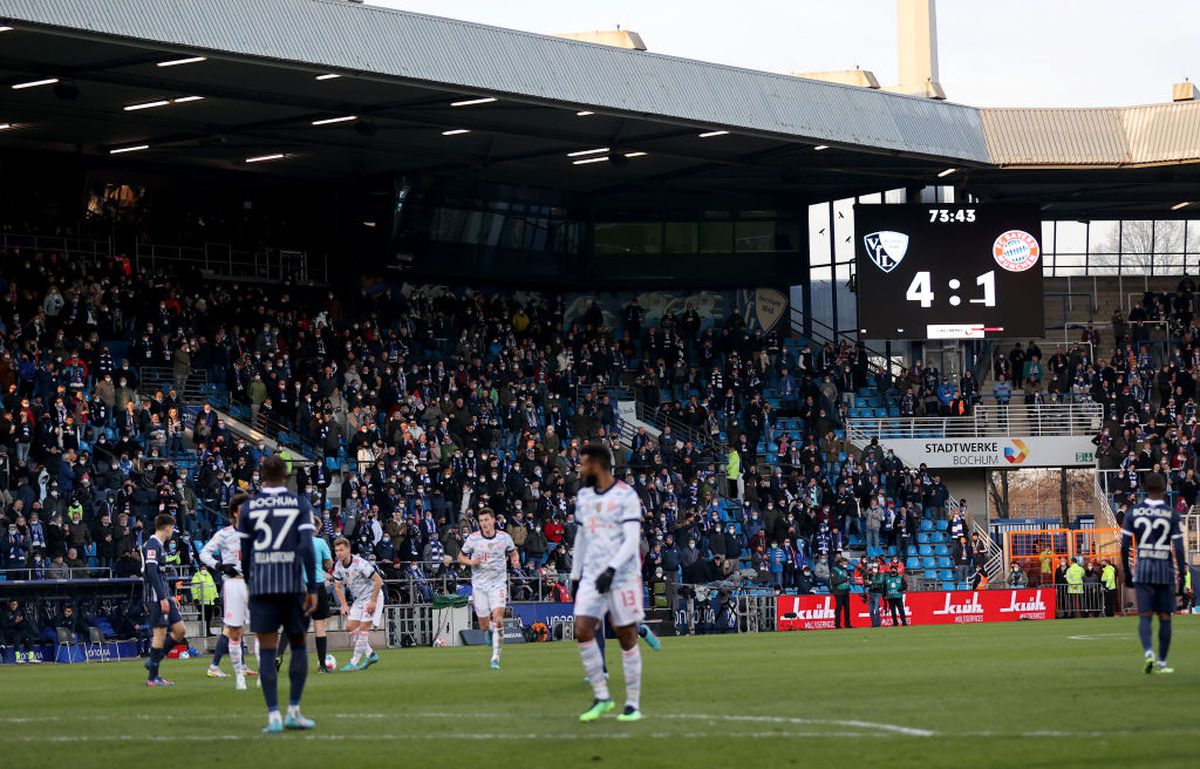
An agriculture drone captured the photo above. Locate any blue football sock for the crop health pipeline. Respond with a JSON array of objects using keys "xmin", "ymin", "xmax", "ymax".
[
  {"xmin": 212, "ymin": 635, "xmax": 229, "ymax": 667},
  {"xmin": 1158, "ymin": 619, "xmax": 1172, "ymax": 663},
  {"xmin": 1138, "ymin": 615, "xmax": 1153, "ymax": 655},
  {"xmin": 148, "ymin": 646, "xmax": 164, "ymax": 680},
  {"xmin": 259, "ymin": 646, "xmax": 280, "ymax": 712},
  {"xmin": 288, "ymin": 639, "xmax": 308, "ymax": 707}
]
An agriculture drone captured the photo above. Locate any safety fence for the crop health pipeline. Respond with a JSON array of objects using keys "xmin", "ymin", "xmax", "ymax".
[{"xmin": 1004, "ymin": 527, "xmax": 1123, "ymax": 587}]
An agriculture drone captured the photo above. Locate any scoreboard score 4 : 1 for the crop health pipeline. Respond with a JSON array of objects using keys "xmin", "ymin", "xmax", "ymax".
[{"xmin": 854, "ymin": 204, "xmax": 1045, "ymax": 340}]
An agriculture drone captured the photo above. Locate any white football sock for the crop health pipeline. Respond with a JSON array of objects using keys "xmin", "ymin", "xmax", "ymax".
[
  {"xmin": 621, "ymin": 646, "xmax": 642, "ymax": 710},
  {"xmin": 229, "ymin": 640, "xmax": 244, "ymax": 672},
  {"xmin": 578, "ymin": 639, "xmax": 610, "ymax": 701},
  {"xmin": 491, "ymin": 621, "xmax": 502, "ymax": 658}
]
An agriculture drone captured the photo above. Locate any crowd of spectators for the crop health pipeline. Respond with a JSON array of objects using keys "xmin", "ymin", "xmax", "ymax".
[
  {"xmin": 1092, "ymin": 278, "xmax": 1200, "ymax": 516},
  {"xmin": 0, "ymin": 225, "xmax": 997, "ymax": 641}
]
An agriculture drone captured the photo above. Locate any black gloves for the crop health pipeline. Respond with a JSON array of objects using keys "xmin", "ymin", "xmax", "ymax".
[
  {"xmin": 221, "ymin": 564, "xmax": 241, "ymax": 578},
  {"xmin": 594, "ymin": 567, "xmax": 616, "ymax": 594}
]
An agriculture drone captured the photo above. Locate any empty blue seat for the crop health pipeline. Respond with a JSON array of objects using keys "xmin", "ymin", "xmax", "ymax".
[
  {"xmin": 917, "ymin": 532, "xmax": 931, "ymax": 544},
  {"xmin": 919, "ymin": 545, "xmax": 933, "ymax": 556},
  {"xmin": 921, "ymin": 557, "xmax": 937, "ymax": 569},
  {"xmin": 906, "ymin": 546, "xmax": 918, "ymax": 556},
  {"xmin": 958, "ymin": 582, "xmax": 971, "ymax": 591},
  {"xmin": 906, "ymin": 557, "xmax": 920, "ymax": 570},
  {"xmin": 934, "ymin": 544, "xmax": 949, "ymax": 556},
  {"xmin": 930, "ymin": 532, "xmax": 947, "ymax": 544},
  {"xmin": 936, "ymin": 557, "xmax": 952, "ymax": 568},
  {"xmin": 886, "ymin": 546, "xmax": 897, "ymax": 557},
  {"xmin": 939, "ymin": 569, "xmax": 955, "ymax": 581},
  {"xmin": 936, "ymin": 520, "xmax": 949, "ymax": 532},
  {"xmin": 920, "ymin": 520, "xmax": 934, "ymax": 532},
  {"xmin": 924, "ymin": 569, "xmax": 938, "ymax": 580}
]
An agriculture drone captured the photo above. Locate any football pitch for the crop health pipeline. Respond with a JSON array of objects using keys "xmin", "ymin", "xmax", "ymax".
[{"xmin": 3, "ymin": 616, "xmax": 1195, "ymax": 769}]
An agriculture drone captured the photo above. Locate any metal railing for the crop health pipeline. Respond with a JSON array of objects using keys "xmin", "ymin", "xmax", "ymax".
[
  {"xmin": 0, "ymin": 566, "xmax": 115, "ymax": 581},
  {"xmin": 134, "ymin": 241, "xmax": 329, "ymax": 284},
  {"xmin": 847, "ymin": 402, "xmax": 1103, "ymax": 441},
  {"xmin": 0, "ymin": 231, "xmax": 111, "ymax": 260}
]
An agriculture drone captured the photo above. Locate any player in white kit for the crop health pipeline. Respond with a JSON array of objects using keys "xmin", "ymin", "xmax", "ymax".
[
  {"xmin": 199, "ymin": 492, "xmax": 257, "ymax": 689},
  {"xmin": 458, "ymin": 508, "xmax": 519, "ymax": 669},
  {"xmin": 332, "ymin": 538, "xmax": 385, "ymax": 672},
  {"xmin": 572, "ymin": 444, "xmax": 647, "ymax": 723}
]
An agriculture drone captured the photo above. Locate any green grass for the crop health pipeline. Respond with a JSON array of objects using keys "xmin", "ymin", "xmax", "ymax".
[{"xmin": 2, "ymin": 616, "xmax": 1197, "ymax": 768}]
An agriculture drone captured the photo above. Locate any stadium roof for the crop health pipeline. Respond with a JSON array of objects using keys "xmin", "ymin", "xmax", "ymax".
[{"xmin": 1, "ymin": 0, "xmax": 1198, "ymax": 212}]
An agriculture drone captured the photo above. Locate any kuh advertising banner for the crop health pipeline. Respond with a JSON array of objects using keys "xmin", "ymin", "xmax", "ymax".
[{"xmin": 777, "ymin": 589, "xmax": 1056, "ymax": 631}]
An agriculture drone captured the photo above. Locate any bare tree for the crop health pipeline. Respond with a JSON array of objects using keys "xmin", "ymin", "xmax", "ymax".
[{"xmin": 1093, "ymin": 220, "xmax": 1187, "ymax": 273}]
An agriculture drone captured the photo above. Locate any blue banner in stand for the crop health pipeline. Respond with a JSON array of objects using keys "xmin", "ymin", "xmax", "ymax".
[
  {"xmin": 1, "ymin": 640, "xmax": 142, "ymax": 664},
  {"xmin": 510, "ymin": 602, "xmax": 575, "ymax": 630}
]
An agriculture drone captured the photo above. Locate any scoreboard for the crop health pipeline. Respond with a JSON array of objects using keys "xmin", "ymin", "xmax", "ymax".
[{"xmin": 854, "ymin": 204, "xmax": 1045, "ymax": 340}]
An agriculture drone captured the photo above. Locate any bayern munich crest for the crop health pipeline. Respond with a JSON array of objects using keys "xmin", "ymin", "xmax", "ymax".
[
  {"xmin": 863, "ymin": 230, "xmax": 909, "ymax": 273},
  {"xmin": 992, "ymin": 230, "xmax": 1040, "ymax": 272}
]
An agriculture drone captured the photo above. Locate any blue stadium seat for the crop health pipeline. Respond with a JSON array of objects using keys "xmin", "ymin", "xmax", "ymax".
[
  {"xmin": 920, "ymin": 520, "xmax": 934, "ymax": 532},
  {"xmin": 930, "ymin": 532, "xmax": 947, "ymax": 544},
  {"xmin": 917, "ymin": 532, "xmax": 931, "ymax": 544},
  {"xmin": 936, "ymin": 520, "xmax": 949, "ymax": 531},
  {"xmin": 923, "ymin": 569, "xmax": 938, "ymax": 580},
  {"xmin": 939, "ymin": 570, "xmax": 955, "ymax": 582},
  {"xmin": 934, "ymin": 544, "xmax": 949, "ymax": 556},
  {"xmin": 906, "ymin": 546, "xmax": 918, "ymax": 556},
  {"xmin": 921, "ymin": 557, "xmax": 937, "ymax": 569},
  {"xmin": 919, "ymin": 545, "xmax": 933, "ymax": 556},
  {"xmin": 906, "ymin": 557, "xmax": 921, "ymax": 570},
  {"xmin": 936, "ymin": 557, "xmax": 952, "ymax": 568},
  {"xmin": 886, "ymin": 546, "xmax": 897, "ymax": 557}
]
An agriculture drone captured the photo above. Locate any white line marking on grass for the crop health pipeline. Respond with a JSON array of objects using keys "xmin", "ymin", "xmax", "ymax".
[
  {"xmin": 1067, "ymin": 633, "xmax": 1135, "ymax": 641},
  {"xmin": 659, "ymin": 713, "xmax": 935, "ymax": 737},
  {"xmin": 7, "ymin": 731, "xmax": 891, "ymax": 743}
]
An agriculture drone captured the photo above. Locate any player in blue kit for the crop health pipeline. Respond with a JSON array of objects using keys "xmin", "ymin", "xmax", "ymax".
[
  {"xmin": 238, "ymin": 456, "xmax": 320, "ymax": 732},
  {"xmin": 142, "ymin": 513, "xmax": 190, "ymax": 687},
  {"xmin": 1120, "ymin": 472, "xmax": 1188, "ymax": 674}
]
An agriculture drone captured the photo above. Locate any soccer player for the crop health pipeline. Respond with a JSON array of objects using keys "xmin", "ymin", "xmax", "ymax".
[
  {"xmin": 199, "ymin": 492, "xmax": 258, "ymax": 689},
  {"xmin": 332, "ymin": 537, "xmax": 384, "ymax": 671},
  {"xmin": 572, "ymin": 443, "xmax": 647, "ymax": 723},
  {"xmin": 458, "ymin": 507, "xmax": 519, "ymax": 669},
  {"xmin": 238, "ymin": 456, "xmax": 320, "ymax": 732},
  {"xmin": 309, "ymin": 514, "xmax": 335, "ymax": 673},
  {"xmin": 1121, "ymin": 472, "xmax": 1188, "ymax": 674},
  {"xmin": 142, "ymin": 513, "xmax": 189, "ymax": 687}
]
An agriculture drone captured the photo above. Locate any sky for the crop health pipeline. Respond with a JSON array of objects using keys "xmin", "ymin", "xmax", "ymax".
[{"xmin": 369, "ymin": 0, "xmax": 1197, "ymax": 108}]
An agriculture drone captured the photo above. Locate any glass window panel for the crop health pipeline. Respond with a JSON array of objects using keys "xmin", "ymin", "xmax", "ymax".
[
  {"xmin": 1052, "ymin": 253, "xmax": 1086, "ymax": 276},
  {"xmin": 734, "ymin": 220, "xmax": 775, "ymax": 252},
  {"xmin": 1187, "ymin": 220, "xmax": 1200, "ymax": 257},
  {"xmin": 1122, "ymin": 220, "xmax": 1154, "ymax": 253},
  {"xmin": 664, "ymin": 222, "xmax": 698, "ymax": 254},
  {"xmin": 1041, "ymin": 221, "xmax": 1055, "ymax": 255},
  {"xmin": 884, "ymin": 188, "xmax": 907, "ymax": 204},
  {"xmin": 1053, "ymin": 220, "xmax": 1087, "ymax": 254},
  {"xmin": 593, "ymin": 223, "xmax": 662, "ymax": 255},
  {"xmin": 699, "ymin": 222, "xmax": 733, "ymax": 253},
  {"xmin": 1088, "ymin": 220, "xmax": 1119, "ymax": 253},
  {"xmin": 1154, "ymin": 221, "xmax": 1187, "ymax": 253},
  {"xmin": 809, "ymin": 204, "xmax": 831, "ymax": 266}
]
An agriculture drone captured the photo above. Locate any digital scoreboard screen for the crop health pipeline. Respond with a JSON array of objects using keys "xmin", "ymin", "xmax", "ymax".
[{"xmin": 854, "ymin": 204, "xmax": 1045, "ymax": 340}]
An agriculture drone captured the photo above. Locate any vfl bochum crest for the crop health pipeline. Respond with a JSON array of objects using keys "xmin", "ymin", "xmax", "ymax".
[{"xmin": 863, "ymin": 230, "xmax": 909, "ymax": 273}]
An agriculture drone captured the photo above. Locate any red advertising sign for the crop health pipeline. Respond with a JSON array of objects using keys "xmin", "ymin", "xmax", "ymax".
[{"xmin": 776, "ymin": 589, "xmax": 1056, "ymax": 631}]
